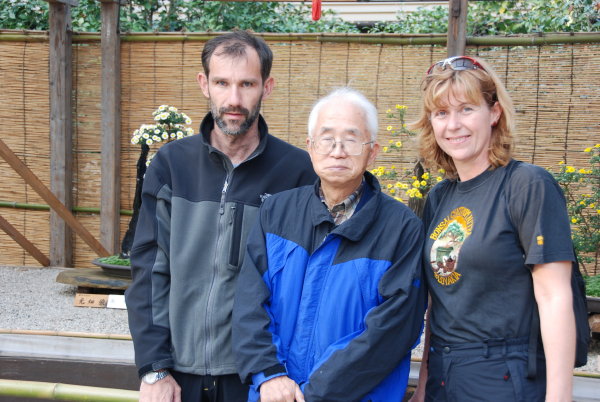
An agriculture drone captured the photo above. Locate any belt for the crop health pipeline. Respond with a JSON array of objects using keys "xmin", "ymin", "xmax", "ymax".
[{"xmin": 430, "ymin": 336, "xmax": 529, "ymax": 358}]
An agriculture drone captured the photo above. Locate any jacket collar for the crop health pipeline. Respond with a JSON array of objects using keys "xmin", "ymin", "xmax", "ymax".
[
  {"xmin": 309, "ymin": 171, "xmax": 382, "ymax": 242},
  {"xmin": 199, "ymin": 113, "xmax": 269, "ymax": 161}
]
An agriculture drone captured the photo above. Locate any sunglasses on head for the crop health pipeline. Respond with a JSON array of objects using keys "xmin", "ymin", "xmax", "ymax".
[{"xmin": 426, "ymin": 56, "xmax": 486, "ymax": 75}]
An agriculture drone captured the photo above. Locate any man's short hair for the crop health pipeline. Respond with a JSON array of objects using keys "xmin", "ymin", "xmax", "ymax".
[
  {"xmin": 201, "ymin": 30, "xmax": 273, "ymax": 83},
  {"xmin": 308, "ymin": 87, "xmax": 379, "ymax": 142}
]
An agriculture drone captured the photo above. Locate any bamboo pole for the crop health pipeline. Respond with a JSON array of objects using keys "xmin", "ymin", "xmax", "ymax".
[
  {"xmin": 0, "ymin": 200, "xmax": 133, "ymax": 216},
  {"xmin": 3, "ymin": 31, "xmax": 600, "ymax": 45},
  {"xmin": 0, "ymin": 379, "xmax": 138, "ymax": 401},
  {"xmin": 0, "ymin": 328, "xmax": 132, "ymax": 340}
]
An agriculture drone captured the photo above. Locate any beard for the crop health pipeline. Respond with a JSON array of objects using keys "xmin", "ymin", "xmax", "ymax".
[{"xmin": 210, "ymin": 97, "xmax": 262, "ymax": 137}]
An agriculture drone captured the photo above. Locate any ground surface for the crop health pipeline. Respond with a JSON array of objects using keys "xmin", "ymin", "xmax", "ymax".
[{"xmin": 1, "ymin": 265, "xmax": 598, "ymax": 374}]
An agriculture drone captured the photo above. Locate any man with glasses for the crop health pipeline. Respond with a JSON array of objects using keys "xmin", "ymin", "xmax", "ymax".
[{"xmin": 232, "ymin": 87, "xmax": 427, "ymax": 401}]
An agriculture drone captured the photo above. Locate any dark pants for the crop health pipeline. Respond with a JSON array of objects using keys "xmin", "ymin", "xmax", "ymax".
[
  {"xmin": 425, "ymin": 337, "xmax": 546, "ymax": 402},
  {"xmin": 170, "ymin": 371, "xmax": 249, "ymax": 402}
]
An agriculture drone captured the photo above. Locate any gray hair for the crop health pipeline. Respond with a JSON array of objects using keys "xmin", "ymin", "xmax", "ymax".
[{"xmin": 307, "ymin": 87, "xmax": 378, "ymax": 142}]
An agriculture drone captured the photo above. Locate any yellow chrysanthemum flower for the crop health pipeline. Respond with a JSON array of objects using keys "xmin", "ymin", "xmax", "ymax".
[
  {"xmin": 386, "ymin": 109, "xmax": 392, "ymax": 114},
  {"xmin": 387, "ymin": 126, "xmax": 393, "ymax": 131},
  {"xmin": 422, "ymin": 172, "xmax": 430, "ymax": 180},
  {"xmin": 421, "ymin": 180, "xmax": 427, "ymax": 186},
  {"xmin": 584, "ymin": 147, "xmax": 592, "ymax": 153},
  {"xmin": 579, "ymin": 168, "xmax": 587, "ymax": 174},
  {"xmin": 395, "ymin": 141, "xmax": 402, "ymax": 147},
  {"xmin": 383, "ymin": 147, "xmax": 389, "ymax": 152},
  {"xmin": 571, "ymin": 218, "xmax": 578, "ymax": 224},
  {"xmin": 436, "ymin": 177, "xmax": 442, "ymax": 182},
  {"xmin": 390, "ymin": 189, "xmax": 396, "ymax": 194},
  {"xmin": 412, "ymin": 180, "xmax": 421, "ymax": 188},
  {"xmin": 566, "ymin": 166, "xmax": 576, "ymax": 173},
  {"xmin": 387, "ymin": 183, "xmax": 393, "ymax": 189},
  {"xmin": 558, "ymin": 161, "xmax": 565, "ymax": 165}
]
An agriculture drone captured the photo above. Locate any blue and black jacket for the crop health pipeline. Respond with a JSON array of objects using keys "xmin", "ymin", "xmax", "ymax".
[
  {"xmin": 233, "ymin": 172, "xmax": 427, "ymax": 401},
  {"xmin": 125, "ymin": 114, "xmax": 316, "ymax": 378}
]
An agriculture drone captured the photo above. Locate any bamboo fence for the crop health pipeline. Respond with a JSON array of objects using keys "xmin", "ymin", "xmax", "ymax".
[{"xmin": 0, "ymin": 32, "xmax": 598, "ymax": 273}]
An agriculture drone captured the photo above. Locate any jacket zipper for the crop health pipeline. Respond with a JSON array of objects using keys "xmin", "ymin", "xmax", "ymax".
[{"xmin": 205, "ymin": 170, "xmax": 233, "ymax": 373}]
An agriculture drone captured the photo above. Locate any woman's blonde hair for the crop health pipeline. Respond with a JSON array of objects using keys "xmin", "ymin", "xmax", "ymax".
[{"xmin": 411, "ymin": 56, "xmax": 515, "ymax": 179}]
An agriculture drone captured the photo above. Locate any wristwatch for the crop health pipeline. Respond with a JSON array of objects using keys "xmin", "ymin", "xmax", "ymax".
[{"xmin": 142, "ymin": 369, "xmax": 169, "ymax": 385}]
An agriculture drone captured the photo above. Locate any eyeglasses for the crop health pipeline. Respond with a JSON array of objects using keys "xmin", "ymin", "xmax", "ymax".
[
  {"xmin": 310, "ymin": 137, "xmax": 374, "ymax": 156},
  {"xmin": 426, "ymin": 56, "xmax": 486, "ymax": 75}
]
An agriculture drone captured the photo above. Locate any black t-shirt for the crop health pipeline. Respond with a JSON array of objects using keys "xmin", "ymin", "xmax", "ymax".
[{"xmin": 422, "ymin": 159, "xmax": 574, "ymax": 344}]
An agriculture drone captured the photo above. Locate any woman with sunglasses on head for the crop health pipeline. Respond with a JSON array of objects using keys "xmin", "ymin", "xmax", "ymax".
[{"xmin": 410, "ymin": 56, "xmax": 576, "ymax": 402}]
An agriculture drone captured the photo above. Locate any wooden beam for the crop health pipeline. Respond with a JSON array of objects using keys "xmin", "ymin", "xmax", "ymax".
[
  {"xmin": 47, "ymin": 0, "xmax": 79, "ymax": 6},
  {"xmin": 98, "ymin": 0, "xmax": 121, "ymax": 254},
  {"xmin": 0, "ymin": 215, "xmax": 51, "ymax": 266},
  {"xmin": 47, "ymin": 0, "xmax": 75, "ymax": 266},
  {"xmin": 0, "ymin": 139, "xmax": 110, "ymax": 258},
  {"xmin": 447, "ymin": 0, "xmax": 468, "ymax": 57}
]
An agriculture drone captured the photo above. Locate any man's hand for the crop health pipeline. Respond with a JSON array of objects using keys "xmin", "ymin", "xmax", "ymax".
[
  {"xmin": 260, "ymin": 376, "xmax": 305, "ymax": 402},
  {"xmin": 139, "ymin": 374, "xmax": 181, "ymax": 402}
]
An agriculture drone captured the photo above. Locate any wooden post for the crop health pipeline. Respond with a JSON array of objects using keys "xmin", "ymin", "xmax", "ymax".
[
  {"xmin": 46, "ymin": 0, "xmax": 78, "ymax": 266},
  {"xmin": 98, "ymin": 0, "xmax": 122, "ymax": 255},
  {"xmin": 447, "ymin": 0, "xmax": 468, "ymax": 57}
]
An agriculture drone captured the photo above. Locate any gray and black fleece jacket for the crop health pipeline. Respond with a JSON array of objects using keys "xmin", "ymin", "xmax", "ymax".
[{"xmin": 125, "ymin": 114, "xmax": 316, "ymax": 378}]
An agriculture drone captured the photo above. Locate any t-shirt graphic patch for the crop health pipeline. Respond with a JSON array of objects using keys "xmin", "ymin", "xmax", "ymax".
[{"xmin": 429, "ymin": 206, "xmax": 473, "ymax": 286}]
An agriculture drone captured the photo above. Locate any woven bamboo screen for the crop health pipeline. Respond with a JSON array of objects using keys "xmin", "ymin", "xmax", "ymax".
[{"xmin": 0, "ymin": 36, "xmax": 598, "ymax": 273}]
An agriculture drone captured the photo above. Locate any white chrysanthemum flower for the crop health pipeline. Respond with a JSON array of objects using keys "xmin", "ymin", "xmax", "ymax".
[
  {"xmin": 142, "ymin": 133, "xmax": 150, "ymax": 139},
  {"xmin": 159, "ymin": 105, "xmax": 167, "ymax": 111},
  {"xmin": 185, "ymin": 118, "xmax": 192, "ymax": 125},
  {"xmin": 154, "ymin": 115, "xmax": 161, "ymax": 121},
  {"xmin": 186, "ymin": 127, "xmax": 194, "ymax": 135},
  {"xmin": 169, "ymin": 106, "xmax": 177, "ymax": 112},
  {"xmin": 154, "ymin": 129, "xmax": 160, "ymax": 134},
  {"xmin": 146, "ymin": 139, "xmax": 153, "ymax": 145},
  {"xmin": 162, "ymin": 133, "xmax": 169, "ymax": 140},
  {"xmin": 170, "ymin": 133, "xmax": 176, "ymax": 138},
  {"xmin": 177, "ymin": 133, "xmax": 184, "ymax": 139},
  {"xmin": 131, "ymin": 137, "xmax": 139, "ymax": 145},
  {"xmin": 152, "ymin": 135, "xmax": 161, "ymax": 141}
]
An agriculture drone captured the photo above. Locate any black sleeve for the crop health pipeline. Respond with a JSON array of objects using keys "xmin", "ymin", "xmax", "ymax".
[
  {"xmin": 303, "ymin": 217, "xmax": 427, "ymax": 401},
  {"xmin": 125, "ymin": 153, "xmax": 174, "ymax": 377},
  {"xmin": 232, "ymin": 203, "xmax": 287, "ymax": 385}
]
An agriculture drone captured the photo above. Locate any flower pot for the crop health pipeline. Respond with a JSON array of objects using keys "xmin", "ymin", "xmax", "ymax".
[
  {"xmin": 92, "ymin": 257, "xmax": 132, "ymax": 278},
  {"xmin": 587, "ymin": 296, "xmax": 600, "ymax": 314}
]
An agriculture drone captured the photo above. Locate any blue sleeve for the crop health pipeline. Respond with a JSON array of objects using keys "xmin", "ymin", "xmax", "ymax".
[
  {"xmin": 303, "ymin": 215, "xmax": 427, "ymax": 401},
  {"xmin": 232, "ymin": 201, "xmax": 288, "ymax": 385}
]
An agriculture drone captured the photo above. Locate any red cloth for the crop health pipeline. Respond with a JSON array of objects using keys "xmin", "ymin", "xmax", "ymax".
[{"xmin": 312, "ymin": 0, "xmax": 322, "ymax": 21}]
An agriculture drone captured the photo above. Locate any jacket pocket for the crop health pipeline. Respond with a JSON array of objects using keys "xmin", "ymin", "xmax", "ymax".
[{"xmin": 228, "ymin": 203, "xmax": 244, "ymax": 270}]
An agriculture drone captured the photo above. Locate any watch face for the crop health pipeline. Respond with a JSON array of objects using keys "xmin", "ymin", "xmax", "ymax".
[
  {"xmin": 143, "ymin": 370, "xmax": 168, "ymax": 384},
  {"xmin": 143, "ymin": 371, "xmax": 159, "ymax": 384}
]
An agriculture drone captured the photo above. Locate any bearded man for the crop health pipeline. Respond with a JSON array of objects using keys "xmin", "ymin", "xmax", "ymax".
[{"xmin": 125, "ymin": 30, "xmax": 316, "ymax": 402}]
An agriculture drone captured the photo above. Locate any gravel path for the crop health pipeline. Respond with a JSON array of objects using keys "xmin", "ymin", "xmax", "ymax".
[
  {"xmin": 0, "ymin": 265, "xmax": 130, "ymax": 335},
  {"xmin": 1, "ymin": 265, "xmax": 598, "ymax": 375}
]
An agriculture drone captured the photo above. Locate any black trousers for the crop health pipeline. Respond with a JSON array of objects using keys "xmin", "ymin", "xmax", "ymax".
[
  {"xmin": 425, "ymin": 337, "xmax": 546, "ymax": 402},
  {"xmin": 171, "ymin": 371, "xmax": 249, "ymax": 402}
]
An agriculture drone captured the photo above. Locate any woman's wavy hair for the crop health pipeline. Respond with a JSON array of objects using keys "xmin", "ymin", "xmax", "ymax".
[{"xmin": 411, "ymin": 56, "xmax": 515, "ymax": 179}]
